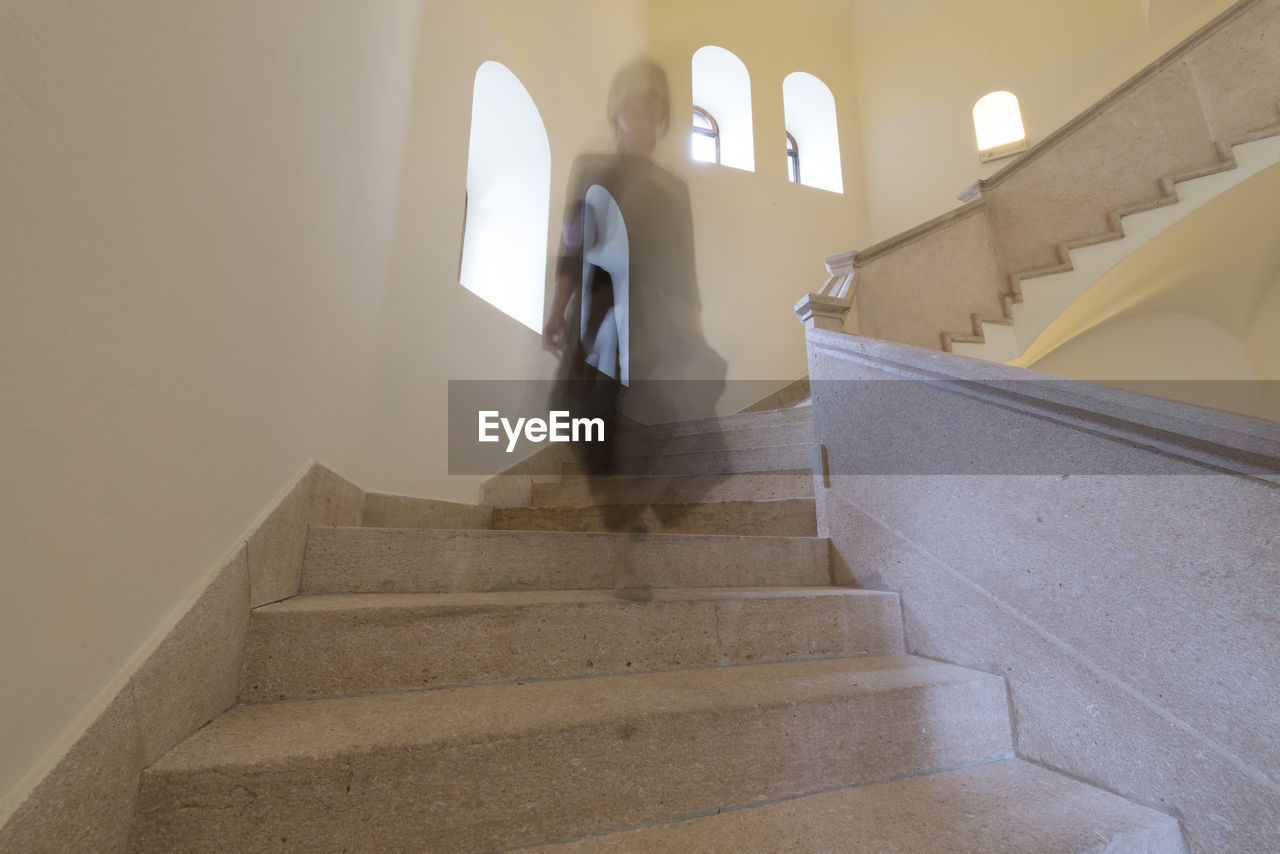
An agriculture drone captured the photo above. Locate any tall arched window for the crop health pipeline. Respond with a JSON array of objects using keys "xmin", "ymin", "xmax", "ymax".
[
  {"xmin": 782, "ymin": 72, "xmax": 842, "ymax": 193},
  {"xmin": 973, "ymin": 91, "xmax": 1027, "ymax": 162},
  {"xmin": 691, "ymin": 46, "xmax": 754, "ymax": 172},
  {"xmin": 459, "ymin": 61, "xmax": 551, "ymax": 331}
]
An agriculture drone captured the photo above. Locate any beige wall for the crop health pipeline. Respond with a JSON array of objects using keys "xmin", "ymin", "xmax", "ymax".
[
  {"xmin": 1247, "ymin": 270, "xmax": 1280, "ymax": 379},
  {"xmin": 645, "ymin": 0, "xmax": 872, "ymax": 389},
  {"xmin": 0, "ymin": 0, "xmax": 421, "ymax": 818},
  {"xmin": 850, "ymin": 0, "xmax": 1237, "ymax": 241}
]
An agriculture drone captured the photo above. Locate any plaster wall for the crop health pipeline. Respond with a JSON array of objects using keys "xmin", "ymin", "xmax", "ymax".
[
  {"xmin": 1030, "ymin": 313, "xmax": 1280, "ymax": 422},
  {"xmin": 1247, "ymin": 270, "xmax": 1280, "ymax": 379},
  {"xmin": 645, "ymin": 0, "xmax": 872, "ymax": 389},
  {"xmin": 806, "ymin": 328, "xmax": 1280, "ymax": 854},
  {"xmin": 0, "ymin": 0, "xmax": 421, "ymax": 818},
  {"xmin": 850, "ymin": 0, "xmax": 1237, "ymax": 241}
]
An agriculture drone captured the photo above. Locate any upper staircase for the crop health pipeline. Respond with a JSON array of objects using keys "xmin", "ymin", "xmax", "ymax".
[
  {"xmin": 799, "ymin": 0, "xmax": 1280, "ymax": 362},
  {"xmin": 126, "ymin": 404, "xmax": 1185, "ymax": 852}
]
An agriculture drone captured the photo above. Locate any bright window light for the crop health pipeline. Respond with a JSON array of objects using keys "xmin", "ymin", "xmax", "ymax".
[
  {"xmin": 782, "ymin": 72, "xmax": 843, "ymax": 193},
  {"xmin": 459, "ymin": 61, "xmax": 551, "ymax": 332},
  {"xmin": 691, "ymin": 46, "xmax": 755, "ymax": 172},
  {"xmin": 973, "ymin": 91, "xmax": 1027, "ymax": 161}
]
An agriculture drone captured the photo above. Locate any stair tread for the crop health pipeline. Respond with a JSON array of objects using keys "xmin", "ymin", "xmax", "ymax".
[
  {"xmin": 148, "ymin": 656, "xmax": 998, "ymax": 774},
  {"xmin": 624, "ymin": 407, "xmax": 812, "ymax": 439},
  {"xmin": 313, "ymin": 524, "xmax": 822, "ymax": 542},
  {"xmin": 520, "ymin": 758, "xmax": 1183, "ymax": 854},
  {"xmin": 302, "ymin": 525, "xmax": 830, "ymax": 593},
  {"xmin": 258, "ymin": 586, "xmax": 888, "ymax": 614},
  {"xmin": 491, "ymin": 498, "xmax": 818, "ymax": 536}
]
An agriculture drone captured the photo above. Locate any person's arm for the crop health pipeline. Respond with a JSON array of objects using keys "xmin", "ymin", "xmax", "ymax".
[
  {"xmin": 544, "ymin": 189, "xmax": 588, "ymax": 355},
  {"xmin": 543, "ymin": 269, "xmax": 578, "ymax": 355}
]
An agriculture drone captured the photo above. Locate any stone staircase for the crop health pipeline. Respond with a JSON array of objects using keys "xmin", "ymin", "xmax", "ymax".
[
  {"xmin": 948, "ymin": 130, "xmax": 1280, "ymax": 362},
  {"xmin": 126, "ymin": 405, "xmax": 1186, "ymax": 852},
  {"xmin": 799, "ymin": 0, "xmax": 1280, "ymax": 360}
]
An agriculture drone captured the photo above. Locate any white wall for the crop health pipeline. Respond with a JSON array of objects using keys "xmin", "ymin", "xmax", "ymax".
[{"xmin": 0, "ymin": 0, "xmax": 421, "ymax": 813}]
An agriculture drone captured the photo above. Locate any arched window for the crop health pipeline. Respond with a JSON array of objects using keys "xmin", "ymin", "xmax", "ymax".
[
  {"xmin": 691, "ymin": 46, "xmax": 754, "ymax": 172},
  {"xmin": 973, "ymin": 91, "xmax": 1027, "ymax": 162},
  {"xmin": 691, "ymin": 106, "xmax": 720, "ymax": 164},
  {"xmin": 459, "ymin": 61, "xmax": 551, "ymax": 331},
  {"xmin": 781, "ymin": 72, "xmax": 842, "ymax": 193}
]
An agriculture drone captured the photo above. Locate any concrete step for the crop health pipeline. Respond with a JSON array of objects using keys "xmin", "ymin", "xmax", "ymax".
[
  {"xmin": 530, "ymin": 471, "xmax": 814, "ymax": 507},
  {"xmin": 240, "ymin": 587, "xmax": 904, "ymax": 701},
  {"xmin": 493, "ymin": 497, "xmax": 818, "ymax": 535},
  {"xmin": 624, "ymin": 405, "xmax": 812, "ymax": 441},
  {"xmin": 242, "ymin": 586, "xmax": 902, "ymax": 700},
  {"xmin": 562, "ymin": 443, "xmax": 813, "ymax": 476},
  {"xmin": 300, "ymin": 526, "xmax": 830, "ymax": 593},
  {"xmin": 518, "ymin": 758, "xmax": 1186, "ymax": 853},
  {"xmin": 130, "ymin": 656, "xmax": 1013, "ymax": 853},
  {"xmin": 614, "ymin": 418, "xmax": 815, "ymax": 456}
]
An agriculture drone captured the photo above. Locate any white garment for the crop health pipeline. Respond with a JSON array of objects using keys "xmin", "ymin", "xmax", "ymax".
[{"xmin": 580, "ymin": 184, "xmax": 629, "ymax": 385}]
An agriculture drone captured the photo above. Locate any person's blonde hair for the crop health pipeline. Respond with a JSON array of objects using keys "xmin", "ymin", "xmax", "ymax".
[{"xmin": 606, "ymin": 58, "xmax": 670, "ymax": 136}]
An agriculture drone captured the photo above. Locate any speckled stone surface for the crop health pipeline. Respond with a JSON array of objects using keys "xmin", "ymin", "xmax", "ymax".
[
  {"xmin": 247, "ymin": 464, "xmax": 364, "ymax": 608},
  {"xmin": 562, "ymin": 443, "xmax": 813, "ymax": 476},
  {"xmin": 808, "ymin": 329, "xmax": 1280, "ymax": 853},
  {"xmin": 240, "ymin": 587, "xmax": 903, "ymax": 700},
  {"xmin": 493, "ymin": 498, "xmax": 818, "ymax": 535},
  {"xmin": 530, "ymin": 472, "xmax": 814, "ymax": 506},
  {"xmin": 129, "ymin": 657, "xmax": 1012, "ymax": 853},
  {"xmin": 519, "ymin": 758, "xmax": 1186, "ymax": 853},
  {"xmin": 856, "ymin": 203, "xmax": 1005, "ymax": 350},
  {"xmin": 617, "ymin": 416, "xmax": 814, "ymax": 456},
  {"xmin": 131, "ymin": 547, "xmax": 250, "ymax": 764},
  {"xmin": 299, "ymin": 527, "xmax": 832, "ymax": 593},
  {"xmin": 0, "ymin": 686, "xmax": 142, "ymax": 854},
  {"xmin": 622, "ymin": 405, "xmax": 812, "ymax": 440},
  {"xmin": 361, "ymin": 492, "xmax": 493, "ymax": 529}
]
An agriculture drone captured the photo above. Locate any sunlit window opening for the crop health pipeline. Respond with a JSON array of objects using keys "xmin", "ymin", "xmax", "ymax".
[
  {"xmin": 973, "ymin": 91, "xmax": 1028, "ymax": 162},
  {"xmin": 781, "ymin": 72, "xmax": 842, "ymax": 193},
  {"xmin": 459, "ymin": 61, "xmax": 551, "ymax": 332},
  {"xmin": 691, "ymin": 106, "xmax": 721, "ymax": 164},
  {"xmin": 691, "ymin": 46, "xmax": 755, "ymax": 172},
  {"xmin": 785, "ymin": 132, "xmax": 799, "ymax": 183}
]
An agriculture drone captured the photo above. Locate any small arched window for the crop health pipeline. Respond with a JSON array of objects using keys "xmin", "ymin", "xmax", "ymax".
[
  {"xmin": 781, "ymin": 72, "xmax": 842, "ymax": 193},
  {"xmin": 459, "ymin": 61, "xmax": 551, "ymax": 331},
  {"xmin": 785, "ymin": 132, "xmax": 799, "ymax": 183},
  {"xmin": 973, "ymin": 91, "xmax": 1028, "ymax": 162},
  {"xmin": 691, "ymin": 46, "xmax": 755, "ymax": 171},
  {"xmin": 691, "ymin": 106, "xmax": 721, "ymax": 164}
]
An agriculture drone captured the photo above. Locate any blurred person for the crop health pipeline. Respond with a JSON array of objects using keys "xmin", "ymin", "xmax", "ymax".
[{"xmin": 544, "ymin": 58, "xmax": 727, "ymax": 598}]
